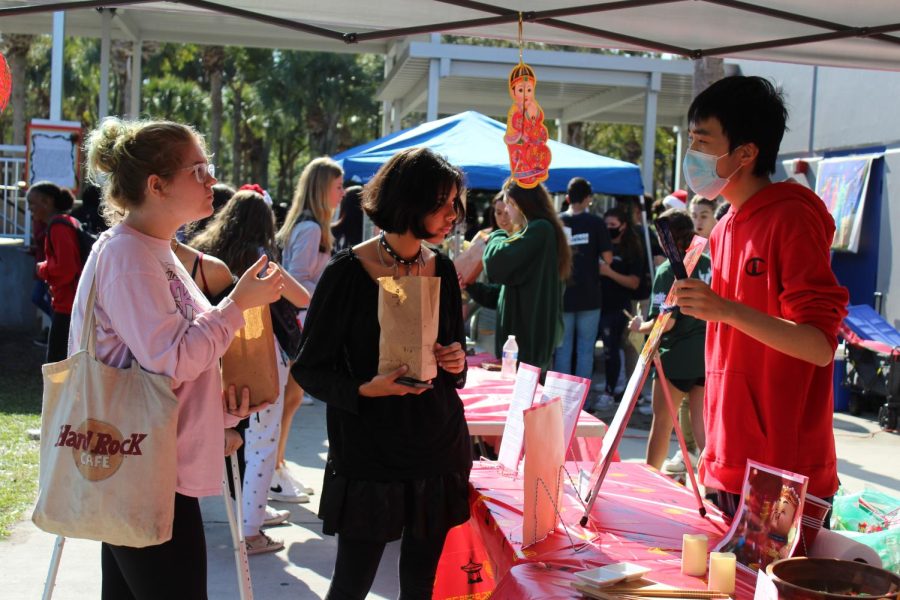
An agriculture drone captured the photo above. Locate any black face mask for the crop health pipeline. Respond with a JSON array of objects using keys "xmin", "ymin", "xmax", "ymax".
[{"xmin": 607, "ymin": 227, "xmax": 622, "ymax": 239}]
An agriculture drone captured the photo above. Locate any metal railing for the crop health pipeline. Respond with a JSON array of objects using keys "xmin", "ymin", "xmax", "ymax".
[{"xmin": 0, "ymin": 145, "xmax": 29, "ymax": 246}]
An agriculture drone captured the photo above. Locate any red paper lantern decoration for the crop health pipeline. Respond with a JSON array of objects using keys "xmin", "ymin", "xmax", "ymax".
[{"xmin": 0, "ymin": 53, "xmax": 11, "ymax": 114}]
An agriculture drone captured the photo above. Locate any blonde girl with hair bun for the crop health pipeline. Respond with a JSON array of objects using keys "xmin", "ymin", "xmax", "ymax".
[
  {"xmin": 271, "ymin": 156, "xmax": 344, "ymax": 502},
  {"xmin": 71, "ymin": 117, "xmax": 284, "ymax": 597}
]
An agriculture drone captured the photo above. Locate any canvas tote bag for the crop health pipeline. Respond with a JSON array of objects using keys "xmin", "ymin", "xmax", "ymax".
[{"xmin": 32, "ymin": 274, "xmax": 180, "ymax": 548}]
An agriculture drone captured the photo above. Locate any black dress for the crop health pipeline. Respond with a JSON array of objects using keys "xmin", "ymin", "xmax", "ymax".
[{"xmin": 292, "ymin": 248, "xmax": 472, "ymax": 542}]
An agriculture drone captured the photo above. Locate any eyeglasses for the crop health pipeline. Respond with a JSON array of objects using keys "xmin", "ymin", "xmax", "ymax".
[{"xmin": 165, "ymin": 163, "xmax": 216, "ymax": 183}]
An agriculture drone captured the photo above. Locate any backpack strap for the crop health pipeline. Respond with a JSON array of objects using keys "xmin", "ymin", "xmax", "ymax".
[{"xmin": 195, "ymin": 253, "xmax": 211, "ymax": 297}]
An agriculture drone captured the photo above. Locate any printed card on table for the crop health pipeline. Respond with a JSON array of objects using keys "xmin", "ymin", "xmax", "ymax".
[
  {"xmin": 496, "ymin": 362, "xmax": 541, "ymax": 473},
  {"xmin": 714, "ymin": 460, "xmax": 808, "ymax": 574},
  {"xmin": 541, "ymin": 371, "xmax": 590, "ymax": 458},
  {"xmin": 522, "ymin": 397, "xmax": 564, "ymax": 548}
]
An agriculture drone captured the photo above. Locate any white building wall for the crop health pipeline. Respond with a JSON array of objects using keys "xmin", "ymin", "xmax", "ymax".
[{"xmin": 732, "ymin": 60, "xmax": 900, "ymax": 331}]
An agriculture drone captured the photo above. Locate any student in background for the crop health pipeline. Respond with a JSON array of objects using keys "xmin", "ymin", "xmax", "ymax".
[
  {"xmin": 689, "ymin": 194, "xmax": 718, "ymax": 240},
  {"xmin": 274, "ymin": 157, "xmax": 344, "ymax": 503},
  {"xmin": 554, "ymin": 177, "xmax": 613, "ymax": 392},
  {"xmin": 596, "ymin": 206, "xmax": 645, "ymax": 410},
  {"xmin": 466, "ymin": 180, "xmax": 571, "ymax": 372},
  {"xmin": 629, "ymin": 209, "xmax": 711, "ymax": 471},
  {"xmin": 27, "ymin": 181, "xmax": 81, "ymax": 363}
]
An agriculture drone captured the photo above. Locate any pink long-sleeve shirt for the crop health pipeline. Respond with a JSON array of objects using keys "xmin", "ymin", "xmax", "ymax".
[{"xmin": 69, "ymin": 223, "xmax": 244, "ymax": 497}]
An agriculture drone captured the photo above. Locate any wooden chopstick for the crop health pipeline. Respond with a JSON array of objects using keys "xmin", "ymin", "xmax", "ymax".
[{"xmin": 604, "ymin": 590, "xmax": 730, "ymax": 599}]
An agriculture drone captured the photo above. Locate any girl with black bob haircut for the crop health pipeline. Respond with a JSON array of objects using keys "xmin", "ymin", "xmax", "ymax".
[{"xmin": 292, "ymin": 147, "xmax": 471, "ymax": 600}]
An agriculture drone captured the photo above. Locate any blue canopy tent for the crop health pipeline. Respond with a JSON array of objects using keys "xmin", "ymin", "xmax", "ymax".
[{"xmin": 335, "ymin": 111, "xmax": 643, "ymax": 195}]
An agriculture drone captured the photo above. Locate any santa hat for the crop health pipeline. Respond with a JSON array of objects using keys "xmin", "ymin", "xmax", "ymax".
[{"xmin": 662, "ymin": 189, "xmax": 688, "ymax": 210}]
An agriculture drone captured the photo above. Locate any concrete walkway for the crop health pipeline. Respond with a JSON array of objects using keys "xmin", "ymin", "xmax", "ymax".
[{"xmin": 3, "ymin": 399, "xmax": 898, "ymax": 599}]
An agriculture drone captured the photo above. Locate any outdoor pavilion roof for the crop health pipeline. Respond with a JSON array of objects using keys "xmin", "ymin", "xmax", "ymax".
[{"xmin": 1, "ymin": 1, "xmax": 899, "ymax": 71}]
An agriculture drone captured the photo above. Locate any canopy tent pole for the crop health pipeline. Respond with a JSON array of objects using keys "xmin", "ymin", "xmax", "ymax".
[
  {"xmin": 673, "ymin": 123, "xmax": 685, "ymax": 191},
  {"xmin": 129, "ymin": 37, "xmax": 142, "ymax": 118},
  {"xmin": 99, "ymin": 8, "xmax": 111, "ymax": 119},
  {"xmin": 641, "ymin": 72, "xmax": 660, "ymax": 280},
  {"xmin": 426, "ymin": 34, "xmax": 440, "ymax": 122},
  {"xmin": 49, "ymin": 11, "xmax": 65, "ymax": 121}
]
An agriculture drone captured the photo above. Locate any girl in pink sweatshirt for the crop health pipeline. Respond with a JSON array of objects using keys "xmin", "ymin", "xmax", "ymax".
[{"xmin": 70, "ymin": 117, "xmax": 284, "ymax": 599}]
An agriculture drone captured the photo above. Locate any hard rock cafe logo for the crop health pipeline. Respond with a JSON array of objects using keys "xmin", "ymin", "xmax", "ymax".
[{"xmin": 55, "ymin": 420, "xmax": 147, "ymax": 481}]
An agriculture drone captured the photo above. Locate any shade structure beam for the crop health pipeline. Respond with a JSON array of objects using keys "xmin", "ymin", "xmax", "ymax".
[{"xmin": 6, "ymin": 0, "xmax": 900, "ymax": 61}]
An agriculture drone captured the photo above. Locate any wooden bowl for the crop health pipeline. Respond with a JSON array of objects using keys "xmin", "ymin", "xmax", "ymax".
[{"xmin": 767, "ymin": 557, "xmax": 900, "ymax": 599}]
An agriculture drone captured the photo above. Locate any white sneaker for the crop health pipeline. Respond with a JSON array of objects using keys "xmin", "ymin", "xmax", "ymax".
[
  {"xmin": 636, "ymin": 397, "xmax": 654, "ymax": 416},
  {"xmin": 662, "ymin": 449, "xmax": 700, "ymax": 474},
  {"xmin": 263, "ymin": 505, "xmax": 291, "ymax": 527},
  {"xmin": 269, "ymin": 468, "xmax": 310, "ymax": 503},
  {"xmin": 280, "ymin": 466, "xmax": 314, "ymax": 495},
  {"xmin": 593, "ymin": 393, "xmax": 616, "ymax": 412}
]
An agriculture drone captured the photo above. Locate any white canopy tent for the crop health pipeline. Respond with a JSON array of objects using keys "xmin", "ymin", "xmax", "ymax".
[
  {"xmin": 2, "ymin": 0, "xmax": 897, "ymax": 194},
  {"xmin": 2, "ymin": 1, "xmax": 900, "ymax": 69}
]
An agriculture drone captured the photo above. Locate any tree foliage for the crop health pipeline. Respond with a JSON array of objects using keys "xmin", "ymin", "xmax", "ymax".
[{"xmin": 0, "ymin": 37, "xmax": 383, "ymax": 202}]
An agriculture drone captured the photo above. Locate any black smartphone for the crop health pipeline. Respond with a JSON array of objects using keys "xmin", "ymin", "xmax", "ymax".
[{"xmin": 396, "ymin": 376, "xmax": 434, "ymax": 390}]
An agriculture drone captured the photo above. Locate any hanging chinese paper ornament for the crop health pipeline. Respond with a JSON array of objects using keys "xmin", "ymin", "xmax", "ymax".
[
  {"xmin": 0, "ymin": 53, "xmax": 11, "ymax": 114},
  {"xmin": 504, "ymin": 13, "xmax": 550, "ymax": 188}
]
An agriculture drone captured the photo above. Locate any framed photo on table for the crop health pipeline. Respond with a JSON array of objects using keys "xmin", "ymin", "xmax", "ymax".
[{"xmin": 713, "ymin": 460, "xmax": 808, "ymax": 574}]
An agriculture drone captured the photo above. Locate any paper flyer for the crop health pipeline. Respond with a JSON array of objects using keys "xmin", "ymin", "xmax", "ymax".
[
  {"xmin": 522, "ymin": 397, "xmax": 564, "ymax": 547},
  {"xmin": 541, "ymin": 371, "xmax": 590, "ymax": 458},
  {"xmin": 714, "ymin": 460, "xmax": 809, "ymax": 573},
  {"xmin": 496, "ymin": 362, "xmax": 541, "ymax": 473}
]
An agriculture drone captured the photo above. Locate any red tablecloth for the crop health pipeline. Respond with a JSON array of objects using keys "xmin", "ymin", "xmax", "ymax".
[
  {"xmin": 460, "ymin": 360, "xmax": 608, "ymax": 462},
  {"xmin": 468, "ymin": 461, "xmax": 759, "ymax": 599}
]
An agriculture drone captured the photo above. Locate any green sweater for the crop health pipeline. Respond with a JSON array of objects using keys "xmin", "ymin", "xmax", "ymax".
[{"xmin": 467, "ymin": 219, "xmax": 564, "ymax": 371}]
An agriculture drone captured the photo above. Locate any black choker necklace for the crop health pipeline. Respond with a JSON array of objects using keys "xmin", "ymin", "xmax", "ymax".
[{"xmin": 379, "ymin": 232, "xmax": 422, "ymax": 266}]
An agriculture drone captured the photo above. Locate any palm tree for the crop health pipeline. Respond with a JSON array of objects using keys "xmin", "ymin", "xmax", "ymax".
[{"xmin": 202, "ymin": 45, "xmax": 225, "ymax": 162}]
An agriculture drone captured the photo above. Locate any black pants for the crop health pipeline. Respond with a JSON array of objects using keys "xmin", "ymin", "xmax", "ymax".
[
  {"xmin": 715, "ymin": 490, "xmax": 834, "ymax": 530},
  {"xmin": 325, "ymin": 528, "xmax": 450, "ymax": 600},
  {"xmin": 46, "ymin": 311, "xmax": 70, "ymax": 363},
  {"xmin": 599, "ymin": 311, "xmax": 627, "ymax": 394},
  {"xmin": 101, "ymin": 493, "xmax": 207, "ymax": 600}
]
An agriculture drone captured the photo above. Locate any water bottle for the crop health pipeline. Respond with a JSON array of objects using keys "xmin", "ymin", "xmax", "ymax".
[{"xmin": 501, "ymin": 335, "xmax": 518, "ymax": 378}]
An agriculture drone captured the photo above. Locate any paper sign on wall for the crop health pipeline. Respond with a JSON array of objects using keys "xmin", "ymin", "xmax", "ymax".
[
  {"xmin": 522, "ymin": 397, "xmax": 564, "ymax": 547},
  {"xmin": 540, "ymin": 371, "xmax": 590, "ymax": 458},
  {"xmin": 497, "ymin": 362, "xmax": 541, "ymax": 473}
]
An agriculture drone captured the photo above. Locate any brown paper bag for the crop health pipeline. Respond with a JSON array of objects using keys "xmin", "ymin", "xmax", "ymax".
[
  {"xmin": 377, "ymin": 275, "xmax": 441, "ymax": 382},
  {"xmin": 453, "ymin": 233, "xmax": 486, "ymax": 286},
  {"xmin": 222, "ymin": 305, "xmax": 279, "ymax": 407}
]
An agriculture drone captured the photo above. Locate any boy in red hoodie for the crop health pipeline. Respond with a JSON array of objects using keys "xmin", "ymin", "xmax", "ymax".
[{"xmin": 674, "ymin": 76, "xmax": 849, "ymax": 516}]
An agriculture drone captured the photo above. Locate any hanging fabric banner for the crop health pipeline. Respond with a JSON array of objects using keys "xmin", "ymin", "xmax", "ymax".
[{"xmin": 504, "ymin": 14, "xmax": 551, "ymax": 188}]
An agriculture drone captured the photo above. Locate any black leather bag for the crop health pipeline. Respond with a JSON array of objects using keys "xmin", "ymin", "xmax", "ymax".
[{"xmin": 269, "ymin": 298, "xmax": 302, "ymax": 361}]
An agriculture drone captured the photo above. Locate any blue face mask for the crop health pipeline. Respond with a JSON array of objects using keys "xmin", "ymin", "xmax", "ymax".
[{"xmin": 683, "ymin": 148, "xmax": 741, "ymax": 199}]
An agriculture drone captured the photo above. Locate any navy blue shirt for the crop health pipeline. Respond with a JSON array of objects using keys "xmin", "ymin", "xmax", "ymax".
[{"xmin": 560, "ymin": 211, "xmax": 613, "ymax": 312}]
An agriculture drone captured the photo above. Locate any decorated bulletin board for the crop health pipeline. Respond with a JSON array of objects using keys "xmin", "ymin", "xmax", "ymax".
[{"xmin": 26, "ymin": 119, "xmax": 82, "ymax": 190}]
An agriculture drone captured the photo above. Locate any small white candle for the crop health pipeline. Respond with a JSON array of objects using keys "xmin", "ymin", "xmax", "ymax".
[
  {"xmin": 708, "ymin": 551, "xmax": 736, "ymax": 594},
  {"xmin": 681, "ymin": 534, "xmax": 708, "ymax": 576}
]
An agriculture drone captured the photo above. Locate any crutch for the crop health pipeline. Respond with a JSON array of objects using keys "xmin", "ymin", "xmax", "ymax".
[
  {"xmin": 41, "ymin": 535, "xmax": 66, "ymax": 600},
  {"xmin": 223, "ymin": 452, "xmax": 254, "ymax": 600}
]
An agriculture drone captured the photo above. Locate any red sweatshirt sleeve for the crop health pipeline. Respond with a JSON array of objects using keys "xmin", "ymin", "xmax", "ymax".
[
  {"xmin": 38, "ymin": 221, "xmax": 81, "ymax": 288},
  {"xmin": 778, "ymin": 202, "xmax": 849, "ymax": 352}
]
